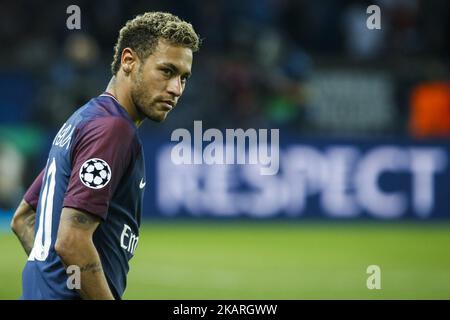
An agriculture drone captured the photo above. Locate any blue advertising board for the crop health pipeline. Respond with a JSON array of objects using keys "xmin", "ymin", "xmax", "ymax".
[{"xmin": 141, "ymin": 135, "xmax": 450, "ymax": 220}]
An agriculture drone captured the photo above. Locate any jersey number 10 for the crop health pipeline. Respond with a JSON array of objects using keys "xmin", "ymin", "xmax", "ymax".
[{"xmin": 28, "ymin": 158, "xmax": 56, "ymax": 262}]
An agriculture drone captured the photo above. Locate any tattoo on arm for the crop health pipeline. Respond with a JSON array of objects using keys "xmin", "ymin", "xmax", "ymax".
[
  {"xmin": 17, "ymin": 213, "xmax": 36, "ymax": 256},
  {"xmin": 62, "ymin": 210, "xmax": 100, "ymax": 230},
  {"xmin": 24, "ymin": 214, "xmax": 36, "ymax": 228},
  {"xmin": 79, "ymin": 262, "xmax": 103, "ymax": 274},
  {"xmin": 18, "ymin": 228, "xmax": 34, "ymax": 255}
]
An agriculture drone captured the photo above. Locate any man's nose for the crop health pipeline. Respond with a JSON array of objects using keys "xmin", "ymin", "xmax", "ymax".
[{"xmin": 167, "ymin": 77, "xmax": 182, "ymax": 97}]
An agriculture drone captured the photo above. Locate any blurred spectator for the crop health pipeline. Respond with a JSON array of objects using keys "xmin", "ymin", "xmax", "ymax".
[
  {"xmin": 0, "ymin": 143, "xmax": 25, "ymax": 209},
  {"xmin": 0, "ymin": 0, "xmax": 448, "ymax": 137},
  {"xmin": 342, "ymin": 1, "xmax": 386, "ymax": 60}
]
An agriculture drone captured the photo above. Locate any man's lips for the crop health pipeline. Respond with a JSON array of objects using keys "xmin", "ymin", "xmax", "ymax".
[{"xmin": 159, "ymin": 100, "xmax": 174, "ymax": 111}]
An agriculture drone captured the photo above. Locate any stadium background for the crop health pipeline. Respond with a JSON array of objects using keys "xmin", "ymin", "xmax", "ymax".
[{"xmin": 1, "ymin": 0, "xmax": 450, "ymax": 299}]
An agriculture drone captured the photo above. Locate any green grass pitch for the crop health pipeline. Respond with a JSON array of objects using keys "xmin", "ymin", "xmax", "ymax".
[{"xmin": 1, "ymin": 221, "xmax": 449, "ymax": 299}]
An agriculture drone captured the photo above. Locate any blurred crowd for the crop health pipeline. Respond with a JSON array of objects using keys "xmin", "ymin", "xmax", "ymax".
[
  {"xmin": 0, "ymin": 0, "xmax": 450, "ymax": 209},
  {"xmin": 0, "ymin": 0, "xmax": 449, "ymax": 134}
]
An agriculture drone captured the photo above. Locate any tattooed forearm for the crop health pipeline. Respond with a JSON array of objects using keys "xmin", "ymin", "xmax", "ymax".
[
  {"xmin": 79, "ymin": 262, "xmax": 103, "ymax": 274},
  {"xmin": 25, "ymin": 214, "xmax": 36, "ymax": 227},
  {"xmin": 12, "ymin": 213, "xmax": 36, "ymax": 256},
  {"xmin": 11, "ymin": 200, "xmax": 36, "ymax": 256},
  {"xmin": 62, "ymin": 210, "xmax": 100, "ymax": 230},
  {"xmin": 57, "ymin": 208, "xmax": 114, "ymax": 299},
  {"xmin": 18, "ymin": 226, "xmax": 34, "ymax": 255}
]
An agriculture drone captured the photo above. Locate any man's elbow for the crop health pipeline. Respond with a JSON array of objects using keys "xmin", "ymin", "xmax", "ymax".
[
  {"xmin": 55, "ymin": 234, "xmax": 90, "ymax": 261},
  {"xmin": 54, "ymin": 236, "xmax": 73, "ymax": 259},
  {"xmin": 11, "ymin": 200, "xmax": 35, "ymax": 234},
  {"xmin": 10, "ymin": 215, "xmax": 22, "ymax": 235}
]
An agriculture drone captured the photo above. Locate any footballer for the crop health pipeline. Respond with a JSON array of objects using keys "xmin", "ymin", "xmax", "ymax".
[{"xmin": 10, "ymin": 12, "xmax": 200, "ymax": 299}]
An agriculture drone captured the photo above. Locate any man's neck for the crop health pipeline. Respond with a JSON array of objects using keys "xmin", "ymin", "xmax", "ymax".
[{"xmin": 105, "ymin": 76, "xmax": 144, "ymax": 128}]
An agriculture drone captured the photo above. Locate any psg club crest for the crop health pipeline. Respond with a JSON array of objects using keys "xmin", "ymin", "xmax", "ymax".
[{"xmin": 79, "ymin": 158, "xmax": 112, "ymax": 189}]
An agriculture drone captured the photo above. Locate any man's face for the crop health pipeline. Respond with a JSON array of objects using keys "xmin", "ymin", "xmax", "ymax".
[{"xmin": 130, "ymin": 40, "xmax": 193, "ymax": 122}]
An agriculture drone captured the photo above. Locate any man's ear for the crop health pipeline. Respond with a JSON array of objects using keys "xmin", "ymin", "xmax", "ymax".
[{"xmin": 121, "ymin": 48, "xmax": 137, "ymax": 74}]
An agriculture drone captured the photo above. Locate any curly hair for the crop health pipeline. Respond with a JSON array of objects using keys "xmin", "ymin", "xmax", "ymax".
[{"xmin": 111, "ymin": 12, "xmax": 201, "ymax": 75}]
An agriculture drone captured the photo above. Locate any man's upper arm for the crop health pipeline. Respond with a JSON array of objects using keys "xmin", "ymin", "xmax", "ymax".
[
  {"xmin": 57, "ymin": 207, "xmax": 101, "ymax": 242},
  {"xmin": 63, "ymin": 117, "xmax": 136, "ymax": 220}
]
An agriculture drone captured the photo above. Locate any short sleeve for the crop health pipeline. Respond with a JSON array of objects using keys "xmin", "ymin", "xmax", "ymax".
[
  {"xmin": 63, "ymin": 117, "xmax": 136, "ymax": 220},
  {"xmin": 23, "ymin": 169, "xmax": 45, "ymax": 211}
]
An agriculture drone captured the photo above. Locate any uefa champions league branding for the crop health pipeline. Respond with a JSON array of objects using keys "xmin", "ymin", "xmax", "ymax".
[
  {"xmin": 79, "ymin": 158, "xmax": 112, "ymax": 189},
  {"xmin": 170, "ymin": 121, "xmax": 280, "ymax": 176}
]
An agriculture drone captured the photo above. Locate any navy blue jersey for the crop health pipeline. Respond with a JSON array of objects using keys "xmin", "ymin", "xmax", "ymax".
[{"xmin": 22, "ymin": 93, "xmax": 145, "ymax": 299}]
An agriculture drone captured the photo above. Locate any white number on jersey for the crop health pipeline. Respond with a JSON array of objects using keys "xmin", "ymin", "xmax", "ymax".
[{"xmin": 28, "ymin": 158, "xmax": 56, "ymax": 261}]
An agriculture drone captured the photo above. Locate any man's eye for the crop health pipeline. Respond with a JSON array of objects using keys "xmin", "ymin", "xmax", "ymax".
[{"xmin": 162, "ymin": 69, "xmax": 173, "ymax": 76}]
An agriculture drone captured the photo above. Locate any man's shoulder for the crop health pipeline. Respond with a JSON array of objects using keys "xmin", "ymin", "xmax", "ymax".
[
  {"xmin": 85, "ymin": 114, "xmax": 135, "ymax": 131},
  {"xmin": 74, "ymin": 97, "xmax": 137, "ymax": 140},
  {"xmin": 63, "ymin": 95, "xmax": 140, "ymax": 156},
  {"xmin": 76, "ymin": 115, "xmax": 137, "ymax": 146}
]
